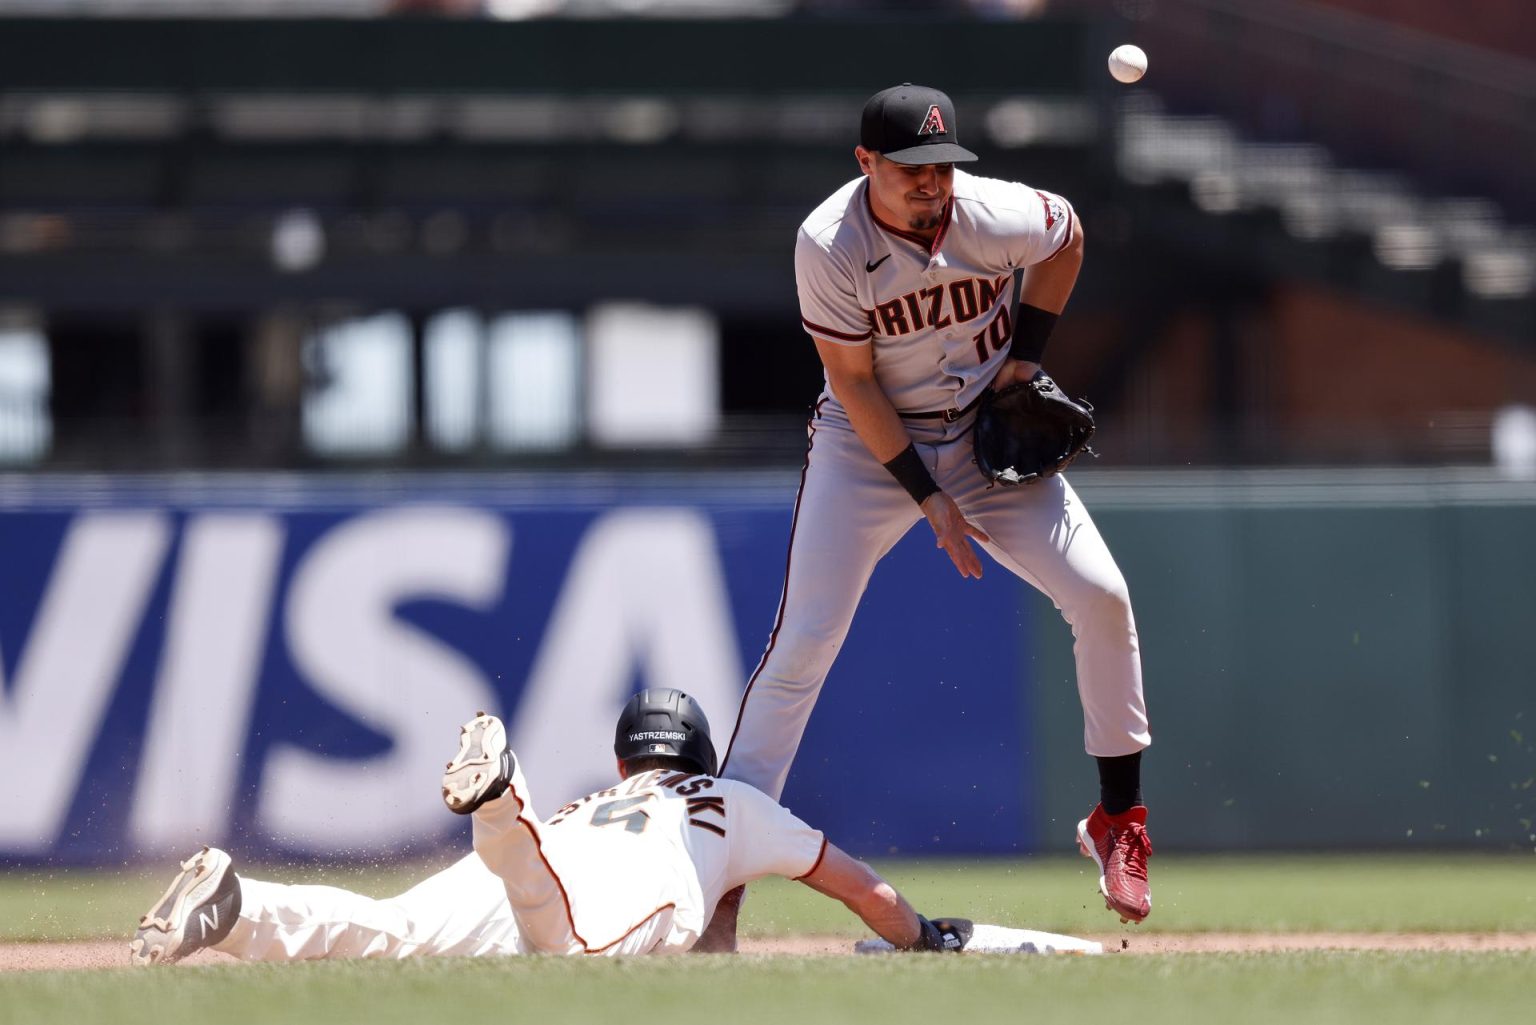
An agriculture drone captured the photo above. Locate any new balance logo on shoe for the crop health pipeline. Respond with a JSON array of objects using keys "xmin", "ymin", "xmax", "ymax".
[{"xmin": 130, "ymin": 846, "xmax": 243, "ymax": 966}]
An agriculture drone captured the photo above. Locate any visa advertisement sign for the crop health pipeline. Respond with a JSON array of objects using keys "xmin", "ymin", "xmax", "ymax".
[{"xmin": 0, "ymin": 475, "xmax": 1035, "ymax": 863}]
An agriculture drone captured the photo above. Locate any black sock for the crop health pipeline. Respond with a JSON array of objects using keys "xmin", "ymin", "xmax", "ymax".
[{"xmin": 1096, "ymin": 752, "xmax": 1143, "ymax": 816}]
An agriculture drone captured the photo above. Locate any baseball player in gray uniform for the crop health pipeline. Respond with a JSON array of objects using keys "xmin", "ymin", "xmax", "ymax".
[
  {"xmin": 704, "ymin": 84, "xmax": 1154, "ymax": 949},
  {"xmin": 129, "ymin": 690, "xmax": 973, "ymax": 964}
]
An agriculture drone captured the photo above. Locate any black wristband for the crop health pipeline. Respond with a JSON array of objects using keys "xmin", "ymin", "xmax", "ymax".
[
  {"xmin": 1009, "ymin": 302, "xmax": 1059, "ymax": 364},
  {"xmin": 905, "ymin": 916, "xmax": 943, "ymax": 951},
  {"xmin": 882, "ymin": 444, "xmax": 939, "ymax": 506}
]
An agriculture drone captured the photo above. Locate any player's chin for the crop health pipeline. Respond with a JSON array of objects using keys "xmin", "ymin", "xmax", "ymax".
[{"xmin": 908, "ymin": 212, "xmax": 944, "ymax": 231}]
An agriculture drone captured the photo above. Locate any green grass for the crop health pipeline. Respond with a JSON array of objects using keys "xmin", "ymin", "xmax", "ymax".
[
  {"xmin": 3, "ymin": 853, "xmax": 1534, "ymax": 943},
  {"xmin": 3, "ymin": 951, "xmax": 1536, "ymax": 1025},
  {"xmin": 2, "ymin": 854, "xmax": 1534, "ymax": 1025},
  {"xmin": 745, "ymin": 853, "xmax": 1536, "ymax": 935}
]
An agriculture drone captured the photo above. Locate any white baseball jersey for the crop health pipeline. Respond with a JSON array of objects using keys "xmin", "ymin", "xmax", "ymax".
[
  {"xmin": 534, "ymin": 769, "xmax": 825, "ymax": 952},
  {"xmin": 796, "ymin": 169, "xmax": 1075, "ymax": 415}
]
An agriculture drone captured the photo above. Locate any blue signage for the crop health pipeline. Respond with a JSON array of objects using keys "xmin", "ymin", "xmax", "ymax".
[{"xmin": 0, "ymin": 474, "xmax": 1034, "ymax": 863}]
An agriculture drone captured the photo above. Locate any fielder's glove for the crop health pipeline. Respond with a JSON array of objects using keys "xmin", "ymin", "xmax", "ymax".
[
  {"xmin": 973, "ymin": 371, "xmax": 1095, "ymax": 486},
  {"xmin": 907, "ymin": 916, "xmax": 974, "ymax": 953}
]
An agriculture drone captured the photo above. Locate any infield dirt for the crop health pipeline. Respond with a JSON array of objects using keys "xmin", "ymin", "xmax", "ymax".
[{"xmin": 6, "ymin": 932, "xmax": 1536, "ymax": 972}]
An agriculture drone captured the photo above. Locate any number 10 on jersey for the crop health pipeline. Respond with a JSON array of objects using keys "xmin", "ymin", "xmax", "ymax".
[{"xmin": 973, "ymin": 305, "xmax": 1013, "ymax": 365}]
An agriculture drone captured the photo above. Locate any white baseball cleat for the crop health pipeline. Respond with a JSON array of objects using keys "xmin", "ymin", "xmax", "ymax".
[
  {"xmin": 129, "ymin": 846, "xmax": 242, "ymax": 966},
  {"xmin": 442, "ymin": 712, "xmax": 516, "ymax": 815}
]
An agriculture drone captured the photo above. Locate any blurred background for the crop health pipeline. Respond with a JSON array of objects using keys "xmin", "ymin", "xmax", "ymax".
[{"xmin": 0, "ymin": 0, "xmax": 1531, "ymax": 867}]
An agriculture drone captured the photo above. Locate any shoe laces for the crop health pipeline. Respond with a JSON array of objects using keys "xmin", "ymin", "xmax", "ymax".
[{"xmin": 1111, "ymin": 822, "xmax": 1153, "ymax": 880}]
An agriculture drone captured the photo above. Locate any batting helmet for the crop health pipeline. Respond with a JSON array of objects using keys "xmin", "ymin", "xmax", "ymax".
[{"xmin": 614, "ymin": 688, "xmax": 718, "ymax": 777}]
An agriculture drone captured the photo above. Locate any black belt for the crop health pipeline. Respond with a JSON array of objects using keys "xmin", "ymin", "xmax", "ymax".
[{"xmin": 899, "ymin": 393, "xmax": 983, "ymax": 423}]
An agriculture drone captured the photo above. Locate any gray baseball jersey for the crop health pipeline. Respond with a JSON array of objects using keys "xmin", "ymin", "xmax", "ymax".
[
  {"xmin": 797, "ymin": 169, "xmax": 1074, "ymax": 415},
  {"xmin": 720, "ymin": 168, "xmax": 1150, "ymax": 802}
]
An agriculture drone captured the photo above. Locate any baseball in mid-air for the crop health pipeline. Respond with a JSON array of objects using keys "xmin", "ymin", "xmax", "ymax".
[{"xmin": 1108, "ymin": 44, "xmax": 1148, "ymax": 84}]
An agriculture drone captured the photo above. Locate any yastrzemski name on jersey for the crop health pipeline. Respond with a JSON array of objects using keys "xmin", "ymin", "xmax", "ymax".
[
  {"xmin": 546, "ymin": 770, "xmax": 726, "ymax": 836},
  {"xmin": 796, "ymin": 168, "xmax": 1075, "ymax": 413},
  {"xmin": 532, "ymin": 768, "xmax": 826, "ymax": 953}
]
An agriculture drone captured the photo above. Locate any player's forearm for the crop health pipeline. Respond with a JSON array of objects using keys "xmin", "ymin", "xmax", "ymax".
[
  {"xmin": 800, "ymin": 846, "xmax": 922, "ymax": 948},
  {"xmin": 832, "ymin": 373, "xmax": 917, "ymax": 464},
  {"xmin": 847, "ymin": 880, "xmax": 923, "ymax": 948}
]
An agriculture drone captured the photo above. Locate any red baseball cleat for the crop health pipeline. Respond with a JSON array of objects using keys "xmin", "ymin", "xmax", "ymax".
[{"xmin": 1077, "ymin": 804, "xmax": 1153, "ymax": 923}]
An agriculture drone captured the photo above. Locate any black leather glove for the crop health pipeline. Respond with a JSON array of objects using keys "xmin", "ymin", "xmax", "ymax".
[{"xmin": 974, "ymin": 371, "xmax": 1095, "ymax": 486}]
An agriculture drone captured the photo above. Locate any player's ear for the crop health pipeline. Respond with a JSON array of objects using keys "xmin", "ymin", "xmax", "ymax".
[
  {"xmin": 616, "ymin": 757, "xmax": 628, "ymax": 780},
  {"xmin": 855, "ymin": 146, "xmax": 876, "ymax": 177}
]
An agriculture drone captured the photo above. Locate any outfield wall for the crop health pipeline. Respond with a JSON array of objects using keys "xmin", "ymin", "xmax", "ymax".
[
  {"xmin": 1031, "ymin": 470, "xmax": 1536, "ymax": 853},
  {"xmin": 1, "ymin": 469, "xmax": 1531, "ymax": 864}
]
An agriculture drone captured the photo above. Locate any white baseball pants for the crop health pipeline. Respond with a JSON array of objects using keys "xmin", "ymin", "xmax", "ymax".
[
  {"xmin": 722, "ymin": 402, "xmax": 1151, "ymax": 800},
  {"xmin": 215, "ymin": 762, "xmax": 673, "ymax": 961},
  {"xmin": 214, "ymin": 852, "xmax": 522, "ymax": 961}
]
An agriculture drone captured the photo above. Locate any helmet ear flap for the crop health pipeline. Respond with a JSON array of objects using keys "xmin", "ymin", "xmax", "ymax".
[{"xmin": 614, "ymin": 689, "xmax": 718, "ymax": 777}]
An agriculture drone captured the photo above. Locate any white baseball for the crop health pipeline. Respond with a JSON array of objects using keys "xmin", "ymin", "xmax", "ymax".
[{"xmin": 1108, "ymin": 44, "xmax": 1148, "ymax": 84}]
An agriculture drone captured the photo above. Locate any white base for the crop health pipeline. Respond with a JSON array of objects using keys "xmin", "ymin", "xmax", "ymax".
[{"xmin": 855, "ymin": 923, "xmax": 1103, "ymax": 956}]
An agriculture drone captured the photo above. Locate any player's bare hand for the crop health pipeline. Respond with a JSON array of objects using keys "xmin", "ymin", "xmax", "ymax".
[
  {"xmin": 920, "ymin": 492, "xmax": 990, "ymax": 579},
  {"xmin": 990, "ymin": 358, "xmax": 1040, "ymax": 391}
]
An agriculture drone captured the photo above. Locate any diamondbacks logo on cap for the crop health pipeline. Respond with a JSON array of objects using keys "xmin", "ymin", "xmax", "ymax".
[{"xmin": 918, "ymin": 104, "xmax": 947, "ymax": 137}]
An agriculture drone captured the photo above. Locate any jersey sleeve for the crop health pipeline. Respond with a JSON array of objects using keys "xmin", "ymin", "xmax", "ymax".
[
  {"xmin": 795, "ymin": 229, "xmax": 873, "ymax": 346},
  {"xmin": 1013, "ymin": 187, "xmax": 1076, "ymax": 268},
  {"xmin": 725, "ymin": 782, "xmax": 827, "ymax": 882}
]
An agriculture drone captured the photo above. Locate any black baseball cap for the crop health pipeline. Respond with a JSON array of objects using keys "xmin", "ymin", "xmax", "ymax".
[{"xmin": 860, "ymin": 83, "xmax": 978, "ymax": 165}]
